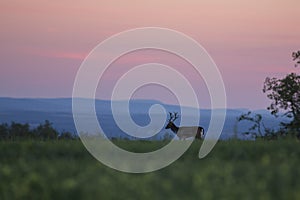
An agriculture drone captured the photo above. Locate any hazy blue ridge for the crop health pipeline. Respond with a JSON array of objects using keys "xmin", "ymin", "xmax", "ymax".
[{"xmin": 0, "ymin": 98, "xmax": 285, "ymax": 140}]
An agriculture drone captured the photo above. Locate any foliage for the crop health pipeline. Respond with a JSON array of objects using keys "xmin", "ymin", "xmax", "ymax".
[
  {"xmin": 33, "ymin": 120, "xmax": 59, "ymax": 139},
  {"xmin": 9, "ymin": 122, "xmax": 31, "ymax": 138},
  {"xmin": 58, "ymin": 131, "xmax": 76, "ymax": 140},
  {"xmin": 0, "ymin": 123, "xmax": 9, "ymax": 139},
  {"xmin": 292, "ymin": 50, "xmax": 300, "ymax": 67},
  {"xmin": 0, "ymin": 121, "xmax": 76, "ymax": 140},
  {"xmin": 263, "ymin": 70, "xmax": 300, "ymax": 135},
  {"xmin": 1, "ymin": 140, "xmax": 300, "ymax": 200},
  {"xmin": 237, "ymin": 111, "xmax": 265, "ymax": 138},
  {"xmin": 237, "ymin": 111, "xmax": 277, "ymax": 140},
  {"xmin": 263, "ymin": 73, "xmax": 300, "ymax": 116}
]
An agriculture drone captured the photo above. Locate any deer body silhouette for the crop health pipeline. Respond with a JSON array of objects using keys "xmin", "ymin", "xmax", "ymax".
[{"xmin": 165, "ymin": 112, "xmax": 204, "ymax": 140}]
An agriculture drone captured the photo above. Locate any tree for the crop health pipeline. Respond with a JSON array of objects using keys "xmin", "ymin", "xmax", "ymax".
[
  {"xmin": 58, "ymin": 131, "xmax": 75, "ymax": 140},
  {"xmin": 292, "ymin": 50, "xmax": 300, "ymax": 67},
  {"xmin": 33, "ymin": 120, "xmax": 58, "ymax": 139},
  {"xmin": 263, "ymin": 52, "xmax": 300, "ymax": 135},
  {"xmin": 237, "ymin": 111, "xmax": 277, "ymax": 140},
  {"xmin": 9, "ymin": 122, "xmax": 31, "ymax": 138},
  {"xmin": 0, "ymin": 123, "xmax": 9, "ymax": 139}
]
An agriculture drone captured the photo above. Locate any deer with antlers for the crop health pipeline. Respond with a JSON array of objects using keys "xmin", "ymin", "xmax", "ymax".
[{"xmin": 165, "ymin": 112, "xmax": 204, "ymax": 140}]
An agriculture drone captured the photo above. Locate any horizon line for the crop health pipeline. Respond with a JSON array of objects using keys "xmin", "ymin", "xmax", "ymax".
[{"xmin": 0, "ymin": 96, "xmax": 269, "ymax": 111}]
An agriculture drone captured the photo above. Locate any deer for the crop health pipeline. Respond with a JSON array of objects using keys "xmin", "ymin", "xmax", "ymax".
[{"xmin": 165, "ymin": 112, "xmax": 205, "ymax": 140}]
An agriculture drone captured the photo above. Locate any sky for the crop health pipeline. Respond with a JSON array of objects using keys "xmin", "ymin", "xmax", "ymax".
[{"xmin": 0, "ymin": 0, "xmax": 299, "ymax": 109}]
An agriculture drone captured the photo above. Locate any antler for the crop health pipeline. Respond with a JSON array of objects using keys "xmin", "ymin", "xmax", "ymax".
[
  {"xmin": 173, "ymin": 112, "xmax": 179, "ymax": 121},
  {"xmin": 168, "ymin": 112, "xmax": 179, "ymax": 122},
  {"xmin": 168, "ymin": 112, "xmax": 173, "ymax": 122}
]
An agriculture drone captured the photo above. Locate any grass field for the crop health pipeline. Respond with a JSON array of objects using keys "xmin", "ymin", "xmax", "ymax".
[{"xmin": 1, "ymin": 139, "xmax": 300, "ymax": 200}]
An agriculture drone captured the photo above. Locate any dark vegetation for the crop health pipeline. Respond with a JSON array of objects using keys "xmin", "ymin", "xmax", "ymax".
[
  {"xmin": 0, "ymin": 120, "xmax": 76, "ymax": 140},
  {"xmin": 292, "ymin": 50, "xmax": 300, "ymax": 67},
  {"xmin": 1, "ymin": 140, "xmax": 300, "ymax": 200},
  {"xmin": 237, "ymin": 51, "xmax": 300, "ymax": 140}
]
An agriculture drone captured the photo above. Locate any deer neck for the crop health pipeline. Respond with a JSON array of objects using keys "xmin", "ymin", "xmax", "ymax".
[{"xmin": 170, "ymin": 123, "xmax": 179, "ymax": 133}]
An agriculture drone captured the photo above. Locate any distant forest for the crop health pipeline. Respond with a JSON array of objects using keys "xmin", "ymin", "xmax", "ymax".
[{"xmin": 0, "ymin": 120, "xmax": 77, "ymax": 140}]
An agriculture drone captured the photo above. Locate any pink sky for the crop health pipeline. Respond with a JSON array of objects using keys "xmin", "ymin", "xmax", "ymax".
[{"xmin": 0, "ymin": 0, "xmax": 299, "ymax": 109}]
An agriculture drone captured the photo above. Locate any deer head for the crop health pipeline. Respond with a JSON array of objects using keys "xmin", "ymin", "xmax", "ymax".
[{"xmin": 165, "ymin": 112, "xmax": 179, "ymax": 130}]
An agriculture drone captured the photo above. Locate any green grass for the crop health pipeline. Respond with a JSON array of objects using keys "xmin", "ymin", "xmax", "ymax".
[{"xmin": 1, "ymin": 139, "xmax": 300, "ymax": 200}]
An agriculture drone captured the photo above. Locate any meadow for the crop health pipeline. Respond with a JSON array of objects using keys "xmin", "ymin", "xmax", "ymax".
[{"xmin": 1, "ymin": 139, "xmax": 300, "ymax": 200}]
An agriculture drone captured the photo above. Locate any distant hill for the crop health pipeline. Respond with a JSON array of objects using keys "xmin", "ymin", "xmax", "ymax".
[{"xmin": 0, "ymin": 98, "xmax": 285, "ymax": 140}]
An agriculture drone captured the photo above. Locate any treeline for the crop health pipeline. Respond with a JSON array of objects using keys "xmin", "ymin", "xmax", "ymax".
[{"xmin": 0, "ymin": 120, "xmax": 77, "ymax": 140}]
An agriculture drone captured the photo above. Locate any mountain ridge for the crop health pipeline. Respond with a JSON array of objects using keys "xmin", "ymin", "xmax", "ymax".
[{"xmin": 0, "ymin": 97, "xmax": 284, "ymax": 140}]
